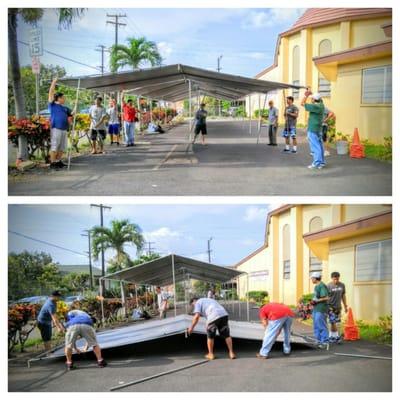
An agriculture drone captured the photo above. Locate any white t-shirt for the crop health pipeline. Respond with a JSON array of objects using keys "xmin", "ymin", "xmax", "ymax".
[
  {"xmin": 89, "ymin": 105, "xmax": 108, "ymax": 130},
  {"xmin": 106, "ymin": 106, "xmax": 119, "ymax": 125},
  {"xmin": 157, "ymin": 291, "xmax": 169, "ymax": 310},
  {"xmin": 193, "ymin": 298, "xmax": 228, "ymax": 324}
]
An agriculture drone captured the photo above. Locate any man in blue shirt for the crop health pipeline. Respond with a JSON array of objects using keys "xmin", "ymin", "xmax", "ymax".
[
  {"xmin": 48, "ymin": 77, "xmax": 73, "ymax": 169},
  {"xmin": 187, "ymin": 297, "xmax": 236, "ymax": 360},
  {"xmin": 37, "ymin": 290, "xmax": 65, "ymax": 351},
  {"xmin": 64, "ymin": 307, "xmax": 107, "ymax": 370}
]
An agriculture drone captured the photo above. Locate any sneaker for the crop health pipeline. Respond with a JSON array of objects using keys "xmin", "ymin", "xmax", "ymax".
[
  {"xmin": 282, "ymin": 148, "xmax": 291, "ymax": 153},
  {"xmin": 256, "ymin": 353, "xmax": 268, "ymax": 359},
  {"xmin": 291, "ymin": 149, "xmax": 297, "ymax": 153},
  {"xmin": 56, "ymin": 160, "xmax": 66, "ymax": 168},
  {"xmin": 283, "ymin": 352, "xmax": 291, "ymax": 356},
  {"xmin": 307, "ymin": 164, "xmax": 317, "ymax": 169},
  {"xmin": 329, "ymin": 337, "xmax": 336, "ymax": 343},
  {"xmin": 49, "ymin": 162, "xmax": 60, "ymax": 169},
  {"xmin": 66, "ymin": 362, "xmax": 76, "ymax": 371},
  {"xmin": 97, "ymin": 359, "xmax": 107, "ymax": 368},
  {"xmin": 324, "ymin": 150, "xmax": 330, "ymax": 156},
  {"xmin": 318, "ymin": 343, "xmax": 328, "ymax": 350}
]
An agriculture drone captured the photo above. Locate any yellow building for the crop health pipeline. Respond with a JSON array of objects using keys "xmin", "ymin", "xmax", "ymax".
[
  {"xmin": 248, "ymin": 8, "xmax": 392, "ymax": 143},
  {"xmin": 235, "ymin": 204, "xmax": 392, "ymax": 322}
]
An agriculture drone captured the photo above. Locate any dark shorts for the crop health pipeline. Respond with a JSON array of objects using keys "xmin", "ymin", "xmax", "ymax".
[
  {"xmin": 194, "ymin": 124, "xmax": 207, "ymax": 135},
  {"xmin": 108, "ymin": 123, "xmax": 120, "ymax": 135},
  {"xmin": 37, "ymin": 322, "xmax": 52, "ymax": 342},
  {"xmin": 206, "ymin": 315, "xmax": 230, "ymax": 339},
  {"xmin": 91, "ymin": 129, "xmax": 106, "ymax": 141},
  {"xmin": 328, "ymin": 308, "xmax": 341, "ymax": 324},
  {"xmin": 282, "ymin": 127, "xmax": 296, "ymax": 138},
  {"xmin": 322, "ymin": 125, "xmax": 328, "ymax": 142}
]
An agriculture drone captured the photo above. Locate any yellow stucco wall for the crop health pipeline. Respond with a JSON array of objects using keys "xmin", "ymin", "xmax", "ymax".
[
  {"xmin": 235, "ymin": 204, "xmax": 392, "ymax": 321},
  {"xmin": 249, "ymin": 15, "xmax": 392, "ymax": 143}
]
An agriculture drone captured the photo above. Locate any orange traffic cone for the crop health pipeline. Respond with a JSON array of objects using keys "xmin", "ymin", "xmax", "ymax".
[
  {"xmin": 344, "ymin": 307, "xmax": 360, "ymax": 341},
  {"xmin": 350, "ymin": 128, "xmax": 365, "ymax": 158}
]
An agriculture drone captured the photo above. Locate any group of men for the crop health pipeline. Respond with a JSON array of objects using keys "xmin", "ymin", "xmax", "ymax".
[
  {"xmin": 47, "ymin": 78, "xmax": 142, "ymax": 169},
  {"xmin": 266, "ymin": 89, "xmax": 335, "ymax": 169}
]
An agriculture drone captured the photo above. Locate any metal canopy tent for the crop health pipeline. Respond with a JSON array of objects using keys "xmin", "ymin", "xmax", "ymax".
[
  {"xmin": 60, "ymin": 63, "xmax": 305, "ymax": 143},
  {"xmin": 100, "ymin": 253, "xmax": 249, "ymax": 322}
]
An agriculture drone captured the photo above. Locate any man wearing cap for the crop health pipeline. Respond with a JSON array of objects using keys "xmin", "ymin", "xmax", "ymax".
[
  {"xmin": 310, "ymin": 272, "xmax": 330, "ymax": 348},
  {"xmin": 256, "ymin": 302, "xmax": 295, "ymax": 359},
  {"xmin": 267, "ymin": 100, "xmax": 279, "ymax": 146},
  {"xmin": 187, "ymin": 297, "xmax": 236, "ymax": 360},
  {"xmin": 301, "ymin": 89, "xmax": 325, "ymax": 169},
  {"xmin": 193, "ymin": 103, "xmax": 208, "ymax": 145},
  {"xmin": 37, "ymin": 290, "xmax": 65, "ymax": 351}
]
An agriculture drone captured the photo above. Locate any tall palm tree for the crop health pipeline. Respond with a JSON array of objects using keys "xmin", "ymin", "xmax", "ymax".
[
  {"xmin": 91, "ymin": 219, "xmax": 145, "ymax": 272},
  {"xmin": 109, "ymin": 36, "xmax": 162, "ymax": 72},
  {"xmin": 8, "ymin": 8, "xmax": 86, "ymax": 160}
]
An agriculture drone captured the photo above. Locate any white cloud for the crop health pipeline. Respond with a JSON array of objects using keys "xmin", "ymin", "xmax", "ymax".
[
  {"xmin": 247, "ymin": 52, "xmax": 267, "ymax": 60},
  {"xmin": 145, "ymin": 227, "xmax": 181, "ymax": 239},
  {"xmin": 157, "ymin": 42, "xmax": 173, "ymax": 59},
  {"xmin": 241, "ymin": 9, "xmax": 305, "ymax": 30},
  {"xmin": 243, "ymin": 206, "xmax": 269, "ymax": 222}
]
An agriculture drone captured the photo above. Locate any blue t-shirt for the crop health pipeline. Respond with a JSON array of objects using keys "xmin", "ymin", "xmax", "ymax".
[
  {"xmin": 48, "ymin": 102, "xmax": 72, "ymax": 130},
  {"xmin": 37, "ymin": 298, "xmax": 57, "ymax": 325},
  {"xmin": 65, "ymin": 310, "xmax": 93, "ymax": 328}
]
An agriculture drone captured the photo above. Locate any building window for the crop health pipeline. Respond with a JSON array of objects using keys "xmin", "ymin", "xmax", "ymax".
[
  {"xmin": 362, "ymin": 66, "xmax": 392, "ymax": 104},
  {"xmin": 292, "ymin": 46, "xmax": 300, "ymax": 99},
  {"xmin": 309, "ymin": 217, "xmax": 323, "ymax": 276},
  {"xmin": 282, "ymin": 224, "xmax": 290, "ymax": 280},
  {"xmin": 355, "ymin": 239, "xmax": 392, "ymax": 282},
  {"xmin": 318, "ymin": 39, "xmax": 332, "ymax": 97}
]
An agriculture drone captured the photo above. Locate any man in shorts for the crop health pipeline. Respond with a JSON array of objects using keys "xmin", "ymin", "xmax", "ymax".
[
  {"xmin": 267, "ymin": 100, "xmax": 279, "ymax": 146},
  {"xmin": 89, "ymin": 96, "xmax": 108, "ymax": 154},
  {"xmin": 327, "ymin": 272, "xmax": 348, "ymax": 344},
  {"xmin": 282, "ymin": 96, "xmax": 299, "ymax": 153},
  {"xmin": 156, "ymin": 286, "xmax": 169, "ymax": 319},
  {"xmin": 256, "ymin": 302, "xmax": 294, "ymax": 359},
  {"xmin": 64, "ymin": 307, "xmax": 107, "ymax": 370},
  {"xmin": 193, "ymin": 103, "xmax": 208, "ymax": 145},
  {"xmin": 187, "ymin": 297, "xmax": 236, "ymax": 360},
  {"xmin": 321, "ymin": 107, "xmax": 335, "ymax": 156},
  {"xmin": 107, "ymin": 98, "xmax": 120, "ymax": 145},
  {"xmin": 48, "ymin": 78, "xmax": 73, "ymax": 169},
  {"xmin": 37, "ymin": 290, "xmax": 65, "ymax": 351}
]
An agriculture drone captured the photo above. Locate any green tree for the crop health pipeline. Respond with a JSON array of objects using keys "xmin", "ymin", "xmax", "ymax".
[
  {"xmin": 91, "ymin": 219, "xmax": 145, "ymax": 272},
  {"xmin": 8, "ymin": 8, "xmax": 86, "ymax": 160},
  {"xmin": 37, "ymin": 263, "xmax": 62, "ymax": 293},
  {"xmin": 109, "ymin": 36, "xmax": 162, "ymax": 72},
  {"xmin": 61, "ymin": 272, "xmax": 90, "ymax": 293}
]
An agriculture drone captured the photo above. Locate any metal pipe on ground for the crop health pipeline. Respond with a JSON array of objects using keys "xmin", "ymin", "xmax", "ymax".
[
  {"xmin": 109, "ymin": 359, "xmax": 209, "ymax": 391},
  {"xmin": 334, "ymin": 353, "xmax": 392, "ymax": 360}
]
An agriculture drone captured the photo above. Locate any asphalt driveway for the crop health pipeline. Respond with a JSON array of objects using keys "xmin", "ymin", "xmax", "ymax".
[{"xmin": 8, "ymin": 121, "xmax": 392, "ymax": 196}]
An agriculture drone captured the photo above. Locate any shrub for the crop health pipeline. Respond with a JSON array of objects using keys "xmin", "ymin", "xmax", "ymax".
[
  {"xmin": 253, "ymin": 109, "xmax": 269, "ymax": 119},
  {"xmin": 247, "ymin": 291, "xmax": 269, "ymax": 303}
]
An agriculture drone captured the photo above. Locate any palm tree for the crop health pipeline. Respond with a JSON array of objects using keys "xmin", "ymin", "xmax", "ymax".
[
  {"xmin": 91, "ymin": 219, "xmax": 145, "ymax": 272},
  {"xmin": 8, "ymin": 8, "xmax": 86, "ymax": 160},
  {"xmin": 109, "ymin": 36, "xmax": 162, "ymax": 72}
]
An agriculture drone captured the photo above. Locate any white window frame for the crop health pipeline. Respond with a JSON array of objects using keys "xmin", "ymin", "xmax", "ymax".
[
  {"xmin": 283, "ymin": 260, "xmax": 290, "ymax": 280},
  {"xmin": 361, "ymin": 65, "xmax": 392, "ymax": 104},
  {"xmin": 355, "ymin": 239, "xmax": 392, "ymax": 282}
]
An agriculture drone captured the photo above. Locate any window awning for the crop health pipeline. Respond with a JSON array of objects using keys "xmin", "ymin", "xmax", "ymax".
[
  {"xmin": 60, "ymin": 64, "xmax": 305, "ymax": 102},
  {"xmin": 103, "ymin": 254, "xmax": 244, "ymax": 286}
]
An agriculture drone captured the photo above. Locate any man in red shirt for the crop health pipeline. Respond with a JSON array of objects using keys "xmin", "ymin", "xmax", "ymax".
[
  {"xmin": 256, "ymin": 302, "xmax": 295, "ymax": 359},
  {"xmin": 122, "ymin": 97, "xmax": 139, "ymax": 147}
]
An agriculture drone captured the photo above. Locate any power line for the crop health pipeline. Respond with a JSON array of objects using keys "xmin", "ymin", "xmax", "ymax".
[
  {"xmin": 17, "ymin": 40, "xmax": 101, "ymax": 72},
  {"xmin": 8, "ymin": 230, "xmax": 86, "ymax": 257},
  {"xmin": 143, "ymin": 241, "xmax": 156, "ymax": 256}
]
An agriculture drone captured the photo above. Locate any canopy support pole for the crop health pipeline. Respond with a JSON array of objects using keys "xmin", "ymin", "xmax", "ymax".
[
  {"xmin": 99, "ymin": 277, "xmax": 105, "ymax": 325},
  {"xmin": 67, "ymin": 78, "xmax": 80, "ymax": 171},
  {"xmin": 248, "ymin": 95, "xmax": 252, "ymax": 135},
  {"xmin": 257, "ymin": 94, "xmax": 268, "ymax": 144},
  {"xmin": 257, "ymin": 94, "xmax": 261, "ymax": 132},
  {"xmin": 188, "ymin": 80, "xmax": 192, "ymax": 143},
  {"xmin": 172, "ymin": 254, "xmax": 177, "ymax": 317},
  {"xmin": 246, "ymin": 273, "xmax": 250, "ymax": 322},
  {"xmin": 135, "ymin": 284, "xmax": 138, "ymax": 309},
  {"xmin": 237, "ymin": 277, "xmax": 241, "ymax": 320},
  {"xmin": 120, "ymin": 280, "xmax": 126, "ymax": 318}
]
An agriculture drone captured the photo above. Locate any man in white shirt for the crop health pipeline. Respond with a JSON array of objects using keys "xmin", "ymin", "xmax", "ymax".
[
  {"xmin": 106, "ymin": 99, "xmax": 120, "ymax": 146},
  {"xmin": 89, "ymin": 97, "xmax": 108, "ymax": 155},
  {"xmin": 187, "ymin": 297, "xmax": 236, "ymax": 360},
  {"xmin": 156, "ymin": 286, "xmax": 169, "ymax": 319}
]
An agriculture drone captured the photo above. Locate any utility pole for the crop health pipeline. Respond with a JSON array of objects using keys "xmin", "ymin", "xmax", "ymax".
[
  {"xmin": 106, "ymin": 13, "xmax": 127, "ymax": 47},
  {"xmin": 90, "ymin": 204, "xmax": 112, "ymax": 282},
  {"xmin": 81, "ymin": 230, "xmax": 93, "ymax": 290},
  {"xmin": 207, "ymin": 237, "xmax": 213, "ymax": 263},
  {"xmin": 95, "ymin": 45, "xmax": 108, "ymax": 75},
  {"xmin": 144, "ymin": 241, "xmax": 156, "ymax": 256},
  {"xmin": 217, "ymin": 55, "xmax": 223, "ymax": 116}
]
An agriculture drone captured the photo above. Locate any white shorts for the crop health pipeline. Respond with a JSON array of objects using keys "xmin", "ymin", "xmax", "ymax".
[
  {"xmin": 50, "ymin": 128, "xmax": 67, "ymax": 152},
  {"xmin": 65, "ymin": 324, "xmax": 98, "ymax": 349}
]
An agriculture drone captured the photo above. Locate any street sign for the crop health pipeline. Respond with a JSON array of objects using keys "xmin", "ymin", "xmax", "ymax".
[
  {"xmin": 29, "ymin": 27, "xmax": 43, "ymax": 57},
  {"xmin": 31, "ymin": 56, "xmax": 40, "ymax": 74}
]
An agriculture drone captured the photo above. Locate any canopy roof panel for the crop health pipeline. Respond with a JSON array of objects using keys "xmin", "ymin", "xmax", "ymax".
[
  {"xmin": 103, "ymin": 254, "xmax": 244, "ymax": 286},
  {"xmin": 60, "ymin": 64, "xmax": 304, "ymax": 102}
]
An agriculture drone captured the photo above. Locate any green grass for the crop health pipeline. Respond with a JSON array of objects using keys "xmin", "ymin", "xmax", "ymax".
[
  {"xmin": 13, "ymin": 337, "xmax": 43, "ymax": 352},
  {"xmin": 358, "ymin": 320, "xmax": 392, "ymax": 345},
  {"xmin": 363, "ymin": 143, "xmax": 392, "ymax": 162}
]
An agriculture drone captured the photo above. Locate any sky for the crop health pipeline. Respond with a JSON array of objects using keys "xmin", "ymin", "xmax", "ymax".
[
  {"xmin": 16, "ymin": 8, "xmax": 305, "ymax": 78},
  {"xmin": 8, "ymin": 204, "xmax": 281, "ymax": 269}
]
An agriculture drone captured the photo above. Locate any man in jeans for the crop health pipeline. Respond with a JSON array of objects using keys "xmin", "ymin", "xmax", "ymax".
[
  {"xmin": 322, "ymin": 107, "xmax": 335, "ymax": 156},
  {"xmin": 187, "ymin": 297, "xmax": 236, "ymax": 360},
  {"xmin": 37, "ymin": 290, "xmax": 65, "ymax": 351},
  {"xmin": 310, "ymin": 271, "xmax": 330, "ymax": 348},
  {"xmin": 256, "ymin": 302, "xmax": 294, "ymax": 359},
  {"xmin": 267, "ymin": 100, "xmax": 279, "ymax": 146},
  {"xmin": 122, "ymin": 96, "xmax": 139, "ymax": 147},
  {"xmin": 301, "ymin": 89, "xmax": 325, "ymax": 169},
  {"xmin": 64, "ymin": 307, "xmax": 107, "ymax": 370},
  {"xmin": 327, "ymin": 271, "xmax": 348, "ymax": 343}
]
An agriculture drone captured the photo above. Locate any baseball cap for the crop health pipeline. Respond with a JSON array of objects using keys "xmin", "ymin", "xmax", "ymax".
[
  {"xmin": 310, "ymin": 272, "xmax": 322, "ymax": 279},
  {"xmin": 51, "ymin": 290, "xmax": 62, "ymax": 297},
  {"xmin": 312, "ymin": 93, "xmax": 322, "ymax": 101}
]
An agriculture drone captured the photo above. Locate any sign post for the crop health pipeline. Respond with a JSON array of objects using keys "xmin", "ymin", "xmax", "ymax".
[{"xmin": 29, "ymin": 27, "xmax": 43, "ymax": 115}]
